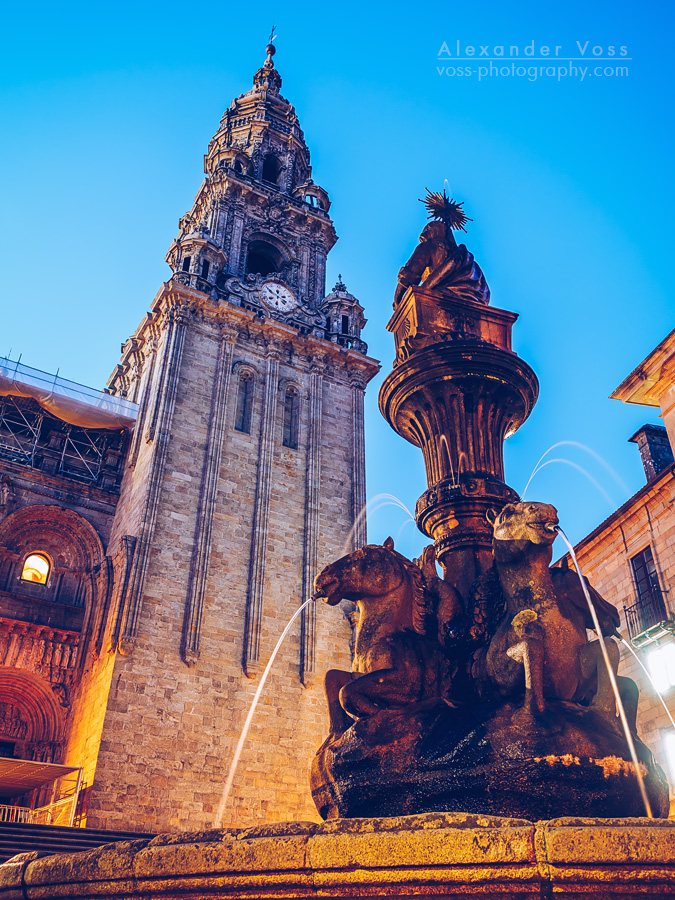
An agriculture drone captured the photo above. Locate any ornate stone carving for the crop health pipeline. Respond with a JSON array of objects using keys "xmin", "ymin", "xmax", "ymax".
[
  {"xmin": 0, "ymin": 477, "xmax": 14, "ymax": 516},
  {"xmin": 0, "ymin": 701, "xmax": 28, "ymax": 739}
]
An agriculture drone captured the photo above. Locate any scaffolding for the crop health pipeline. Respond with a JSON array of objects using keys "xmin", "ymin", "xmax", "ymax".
[
  {"xmin": 0, "ymin": 357, "xmax": 137, "ymax": 490},
  {"xmin": 0, "ymin": 357, "xmax": 137, "ymax": 428},
  {"xmin": 0, "ymin": 395, "xmax": 128, "ymax": 487}
]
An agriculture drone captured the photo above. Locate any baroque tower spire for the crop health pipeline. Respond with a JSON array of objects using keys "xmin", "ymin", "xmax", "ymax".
[{"xmin": 163, "ymin": 39, "xmax": 367, "ymax": 349}]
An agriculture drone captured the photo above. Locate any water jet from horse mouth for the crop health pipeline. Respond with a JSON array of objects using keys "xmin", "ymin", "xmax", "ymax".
[{"xmin": 555, "ymin": 526, "xmax": 653, "ymax": 818}]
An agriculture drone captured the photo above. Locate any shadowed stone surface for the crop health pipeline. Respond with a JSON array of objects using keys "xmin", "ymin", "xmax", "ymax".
[{"xmin": 311, "ymin": 699, "xmax": 669, "ymax": 821}]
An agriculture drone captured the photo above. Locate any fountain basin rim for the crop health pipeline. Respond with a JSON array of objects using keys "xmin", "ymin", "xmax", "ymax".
[{"xmin": 3, "ymin": 814, "xmax": 675, "ymax": 899}]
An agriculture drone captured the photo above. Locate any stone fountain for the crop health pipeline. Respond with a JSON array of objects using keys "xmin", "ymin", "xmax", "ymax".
[
  {"xmin": 310, "ymin": 190, "xmax": 669, "ymax": 823},
  {"xmin": 1, "ymin": 193, "xmax": 673, "ymax": 898}
]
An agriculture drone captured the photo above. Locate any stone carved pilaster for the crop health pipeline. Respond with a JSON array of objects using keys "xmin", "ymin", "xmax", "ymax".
[
  {"xmin": 243, "ymin": 345, "xmax": 281, "ymax": 677},
  {"xmin": 127, "ymin": 336, "xmax": 157, "ymax": 467},
  {"xmin": 350, "ymin": 372, "xmax": 368, "ymax": 550},
  {"xmin": 109, "ymin": 535, "xmax": 137, "ymax": 652},
  {"xmin": 118, "ymin": 299, "xmax": 189, "ymax": 655},
  {"xmin": 86, "ymin": 556, "xmax": 113, "ymax": 662},
  {"xmin": 145, "ymin": 312, "xmax": 183, "ymax": 445},
  {"xmin": 300, "ymin": 361, "xmax": 324, "ymax": 685},
  {"xmin": 181, "ymin": 327, "xmax": 238, "ymax": 666},
  {"xmin": 229, "ymin": 209, "xmax": 246, "ymax": 277},
  {"xmin": 314, "ymin": 250, "xmax": 327, "ymax": 304}
]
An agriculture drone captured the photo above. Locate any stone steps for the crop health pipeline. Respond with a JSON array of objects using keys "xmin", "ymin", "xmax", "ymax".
[{"xmin": 0, "ymin": 821, "xmax": 151, "ymax": 864}]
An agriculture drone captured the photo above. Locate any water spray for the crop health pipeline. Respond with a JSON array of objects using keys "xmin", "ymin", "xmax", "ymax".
[
  {"xmin": 214, "ymin": 597, "xmax": 314, "ymax": 827},
  {"xmin": 555, "ymin": 525, "xmax": 653, "ymax": 818}
]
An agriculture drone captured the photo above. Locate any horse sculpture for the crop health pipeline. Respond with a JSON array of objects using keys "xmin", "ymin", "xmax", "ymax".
[
  {"xmin": 473, "ymin": 501, "xmax": 636, "ymax": 726},
  {"xmin": 313, "ymin": 538, "xmax": 460, "ymax": 733}
]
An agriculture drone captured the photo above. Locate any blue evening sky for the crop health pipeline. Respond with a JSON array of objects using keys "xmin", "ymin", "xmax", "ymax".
[{"xmin": 1, "ymin": 0, "xmax": 673, "ymax": 561}]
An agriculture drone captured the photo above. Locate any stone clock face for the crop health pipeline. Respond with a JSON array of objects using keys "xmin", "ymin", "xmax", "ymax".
[{"xmin": 260, "ymin": 281, "xmax": 297, "ymax": 313}]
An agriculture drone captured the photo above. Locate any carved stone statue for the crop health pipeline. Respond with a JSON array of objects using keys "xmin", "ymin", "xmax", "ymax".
[
  {"xmin": 394, "ymin": 191, "xmax": 490, "ymax": 307},
  {"xmin": 472, "ymin": 502, "xmax": 636, "ymax": 726},
  {"xmin": 313, "ymin": 538, "xmax": 460, "ymax": 733}
]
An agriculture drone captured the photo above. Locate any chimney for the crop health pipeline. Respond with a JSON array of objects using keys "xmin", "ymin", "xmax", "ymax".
[{"xmin": 629, "ymin": 423, "xmax": 675, "ymax": 483}]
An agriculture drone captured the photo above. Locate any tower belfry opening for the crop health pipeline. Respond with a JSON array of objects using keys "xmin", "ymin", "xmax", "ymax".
[
  {"xmin": 245, "ymin": 240, "xmax": 283, "ymax": 277},
  {"xmin": 261, "ymin": 154, "xmax": 282, "ymax": 186}
]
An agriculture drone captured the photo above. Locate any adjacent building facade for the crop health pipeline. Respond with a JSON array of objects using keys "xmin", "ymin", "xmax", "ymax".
[
  {"xmin": 0, "ymin": 44, "xmax": 379, "ymax": 831},
  {"xmin": 560, "ymin": 328, "xmax": 675, "ymax": 809}
]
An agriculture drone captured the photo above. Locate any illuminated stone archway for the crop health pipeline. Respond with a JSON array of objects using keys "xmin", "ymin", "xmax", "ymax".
[
  {"xmin": 0, "ymin": 668, "xmax": 66, "ymax": 762},
  {"xmin": 0, "ymin": 504, "xmax": 104, "ymax": 613}
]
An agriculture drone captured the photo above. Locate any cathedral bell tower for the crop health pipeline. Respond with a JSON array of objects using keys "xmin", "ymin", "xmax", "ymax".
[
  {"xmin": 79, "ymin": 42, "xmax": 380, "ymax": 832},
  {"xmin": 164, "ymin": 38, "xmax": 367, "ymax": 352}
]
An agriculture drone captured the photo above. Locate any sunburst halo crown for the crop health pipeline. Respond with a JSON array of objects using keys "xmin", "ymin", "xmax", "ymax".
[{"xmin": 420, "ymin": 188, "xmax": 472, "ymax": 232}]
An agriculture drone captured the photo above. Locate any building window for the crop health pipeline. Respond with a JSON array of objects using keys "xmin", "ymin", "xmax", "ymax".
[
  {"xmin": 282, "ymin": 388, "xmax": 299, "ymax": 450},
  {"xmin": 304, "ymin": 194, "xmax": 324, "ymax": 209},
  {"xmin": 234, "ymin": 373, "xmax": 253, "ymax": 434},
  {"xmin": 182, "ymin": 256, "xmax": 191, "ymax": 272},
  {"xmin": 630, "ymin": 546, "xmax": 667, "ymax": 631},
  {"xmin": 21, "ymin": 553, "xmax": 50, "ymax": 585},
  {"xmin": 201, "ymin": 259, "xmax": 210, "ymax": 280},
  {"xmin": 341, "ymin": 315, "xmax": 350, "ymax": 335}
]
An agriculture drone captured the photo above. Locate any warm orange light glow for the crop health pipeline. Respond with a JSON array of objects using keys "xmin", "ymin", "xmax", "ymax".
[{"xmin": 21, "ymin": 554, "xmax": 50, "ymax": 584}]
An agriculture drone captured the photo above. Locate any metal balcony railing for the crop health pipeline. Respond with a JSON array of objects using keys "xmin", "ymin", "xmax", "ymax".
[{"xmin": 624, "ymin": 593, "xmax": 675, "ymax": 648}]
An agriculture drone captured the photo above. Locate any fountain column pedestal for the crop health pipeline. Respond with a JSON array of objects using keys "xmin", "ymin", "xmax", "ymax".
[{"xmin": 379, "ymin": 285, "xmax": 538, "ymax": 598}]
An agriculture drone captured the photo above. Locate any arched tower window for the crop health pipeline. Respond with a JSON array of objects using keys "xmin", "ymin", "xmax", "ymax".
[
  {"xmin": 20, "ymin": 553, "xmax": 50, "ymax": 585},
  {"xmin": 234, "ymin": 373, "xmax": 253, "ymax": 434},
  {"xmin": 200, "ymin": 259, "xmax": 210, "ymax": 280},
  {"xmin": 262, "ymin": 154, "xmax": 282, "ymax": 186},
  {"xmin": 282, "ymin": 387, "xmax": 299, "ymax": 450},
  {"xmin": 341, "ymin": 315, "xmax": 350, "ymax": 335},
  {"xmin": 245, "ymin": 239, "xmax": 284, "ymax": 277},
  {"xmin": 182, "ymin": 256, "xmax": 191, "ymax": 272},
  {"xmin": 234, "ymin": 156, "xmax": 251, "ymax": 175}
]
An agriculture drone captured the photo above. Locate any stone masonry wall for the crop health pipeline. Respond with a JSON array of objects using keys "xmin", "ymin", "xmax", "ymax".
[
  {"xmin": 85, "ymin": 289, "xmax": 377, "ymax": 832},
  {"xmin": 61, "ymin": 319, "xmax": 170, "ymax": 802}
]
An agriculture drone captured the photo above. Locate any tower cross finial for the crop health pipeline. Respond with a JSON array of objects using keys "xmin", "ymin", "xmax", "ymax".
[{"xmin": 265, "ymin": 25, "xmax": 277, "ymax": 64}]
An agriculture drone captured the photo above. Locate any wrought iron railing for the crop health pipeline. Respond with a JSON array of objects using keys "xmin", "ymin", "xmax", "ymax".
[{"xmin": 624, "ymin": 593, "xmax": 674, "ymax": 647}]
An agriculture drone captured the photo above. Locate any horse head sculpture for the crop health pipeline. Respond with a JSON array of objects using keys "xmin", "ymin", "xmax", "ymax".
[{"xmin": 313, "ymin": 538, "xmax": 452, "ymax": 727}]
